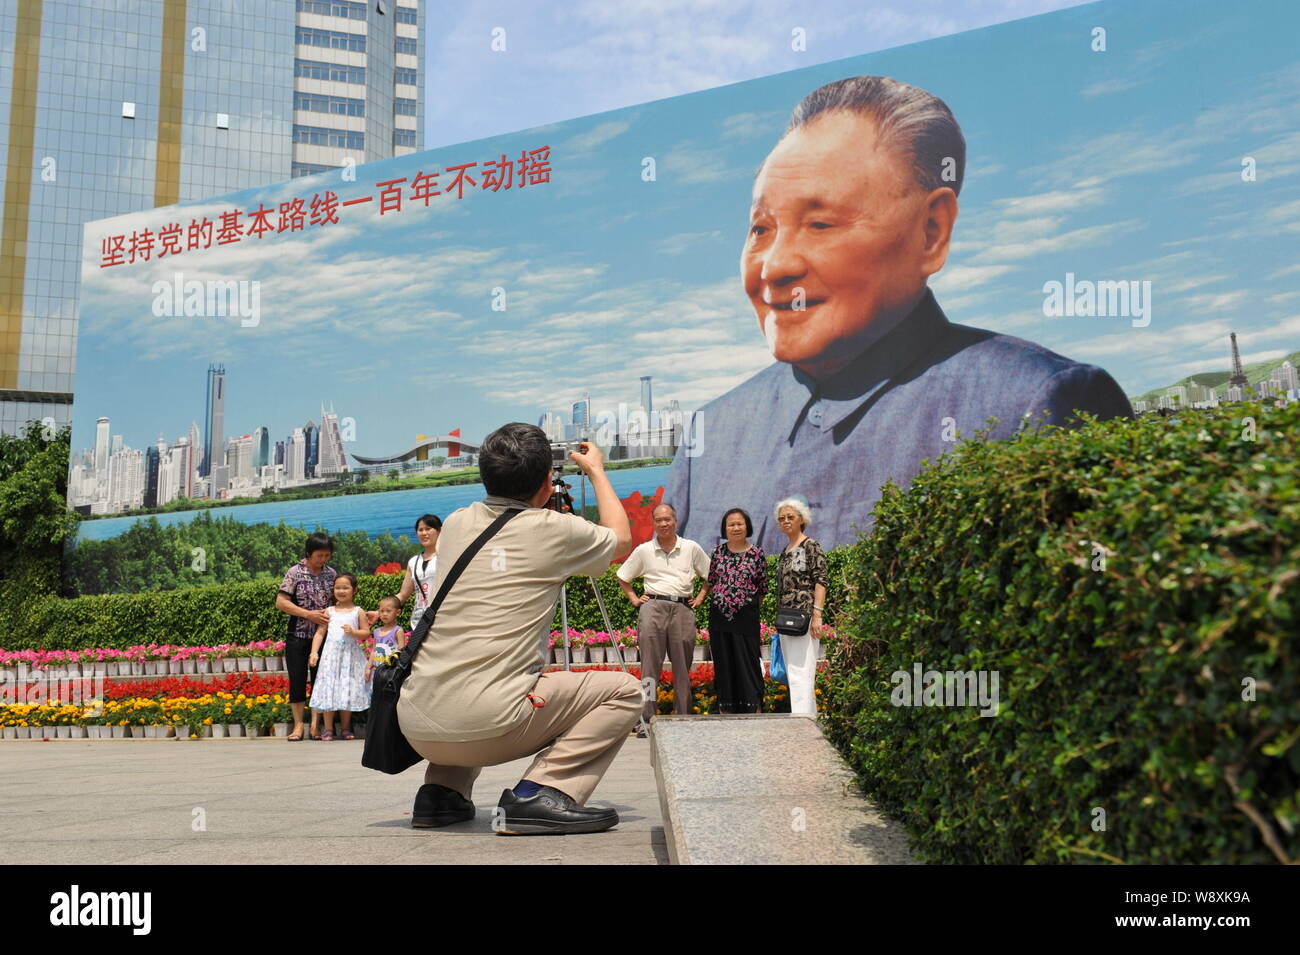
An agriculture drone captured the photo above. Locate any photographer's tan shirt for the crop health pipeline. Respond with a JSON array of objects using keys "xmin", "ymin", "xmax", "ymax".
[{"xmin": 397, "ymin": 496, "xmax": 619, "ymax": 742}]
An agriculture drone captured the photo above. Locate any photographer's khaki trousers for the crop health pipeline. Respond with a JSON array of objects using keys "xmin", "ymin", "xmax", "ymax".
[{"xmin": 407, "ymin": 668, "xmax": 642, "ymax": 804}]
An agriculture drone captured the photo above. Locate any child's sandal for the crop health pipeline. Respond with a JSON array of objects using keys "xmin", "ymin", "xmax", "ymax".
[{"xmin": 320, "ymin": 731, "xmax": 335, "ymax": 741}]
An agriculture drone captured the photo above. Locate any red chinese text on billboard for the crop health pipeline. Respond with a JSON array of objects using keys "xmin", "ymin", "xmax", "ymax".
[{"xmin": 99, "ymin": 145, "xmax": 551, "ymax": 268}]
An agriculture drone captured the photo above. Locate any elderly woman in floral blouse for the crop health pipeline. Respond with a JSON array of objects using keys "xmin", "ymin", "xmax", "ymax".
[
  {"xmin": 774, "ymin": 496, "xmax": 828, "ymax": 716},
  {"xmin": 706, "ymin": 507, "xmax": 769, "ymax": 713}
]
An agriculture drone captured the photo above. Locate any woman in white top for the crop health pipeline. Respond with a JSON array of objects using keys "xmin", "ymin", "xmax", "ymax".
[{"xmin": 397, "ymin": 513, "xmax": 441, "ymax": 635}]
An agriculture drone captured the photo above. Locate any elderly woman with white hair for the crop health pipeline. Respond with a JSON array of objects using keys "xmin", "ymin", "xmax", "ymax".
[{"xmin": 773, "ymin": 496, "xmax": 829, "ymax": 715}]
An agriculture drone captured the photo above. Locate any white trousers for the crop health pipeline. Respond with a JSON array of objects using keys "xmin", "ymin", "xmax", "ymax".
[{"xmin": 781, "ymin": 625, "xmax": 820, "ymax": 715}]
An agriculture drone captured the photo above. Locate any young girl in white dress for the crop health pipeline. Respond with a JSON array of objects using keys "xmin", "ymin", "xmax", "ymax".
[{"xmin": 308, "ymin": 574, "xmax": 372, "ymax": 740}]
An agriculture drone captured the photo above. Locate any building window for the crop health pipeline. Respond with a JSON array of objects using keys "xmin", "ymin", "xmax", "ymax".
[
  {"xmin": 394, "ymin": 130, "xmax": 417, "ymax": 147},
  {"xmin": 295, "ymin": 92, "xmax": 366, "ymax": 117},
  {"xmin": 395, "ymin": 67, "xmax": 418, "ymax": 86},
  {"xmin": 394, "ymin": 98, "xmax": 417, "ymax": 116},
  {"xmin": 296, "ymin": 26, "xmax": 366, "ymax": 52},
  {"xmin": 396, "ymin": 7, "xmax": 417, "ymax": 24},
  {"xmin": 395, "ymin": 37, "xmax": 418, "ymax": 56},
  {"xmin": 296, "ymin": 0, "xmax": 367, "ymax": 19},
  {"xmin": 292, "ymin": 162, "xmax": 341, "ymax": 178},
  {"xmin": 295, "ymin": 58, "xmax": 366, "ymax": 84},
  {"xmin": 294, "ymin": 125, "xmax": 365, "ymax": 150}
]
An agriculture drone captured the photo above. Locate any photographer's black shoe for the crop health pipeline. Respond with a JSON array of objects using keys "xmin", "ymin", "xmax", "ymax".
[
  {"xmin": 412, "ymin": 783, "xmax": 475, "ymax": 828},
  {"xmin": 495, "ymin": 786, "xmax": 619, "ymax": 835}
]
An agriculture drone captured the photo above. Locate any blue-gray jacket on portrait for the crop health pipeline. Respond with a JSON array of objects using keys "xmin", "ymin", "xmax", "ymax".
[{"xmin": 666, "ymin": 288, "xmax": 1132, "ymax": 554}]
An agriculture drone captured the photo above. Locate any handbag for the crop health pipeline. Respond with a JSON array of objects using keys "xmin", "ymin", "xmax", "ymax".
[
  {"xmin": 361, "ymin": 506, "xmax": 522, "ymax": 774},
  {"xmin": 770, "ymin": 632, "xmax": 788, "ymax": 686},
  {"xmin": 774, "ymin": 550, "xmax": 812, "ymax": 636}
]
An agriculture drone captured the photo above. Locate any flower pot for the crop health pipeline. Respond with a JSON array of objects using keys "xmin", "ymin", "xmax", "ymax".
[
  {"xmin": 243, "ymin": 725, "xmax": 261, "ymax": 738},
  {"xmin": 196, "ymin": 659, "xmax": 211, "ymax": 674},
  {"xmin": 200, "ymin": 725, "xmax": 213, "ymax": 738},
  {"xmin": 66, "ymin": 662, "xmax": 81, "ymax": 678},
  {"xmin": 211, "ymin": 724, "xmax": 227, "ymax": 738},
  {"xmin": 2, "ymin": 727, "xmax": 15, "ymax": 740},
  {"xmin": 55, "ymin": 725, "xmax": 71, "ymax": 738},
  {"xmin": 272, "ymin": 722, "xmax": 291, "ymax": 737},
  {"xmin": 692, "ymin": 646, "xmax": 706, "ymax": 663},
  {"xmin": 168, "ymin": 660, "xmax": 184, "ymax": 675},
  {"xmin": 105, "ymin": 662, "xmax": 119, "ymax": 677},
  {"xmin": 15, "ymin": 726, "xmax": 31, "ymax": 739},
  {"xmin": 130, "ymin": 661, "xmax": 144, "ymax": 675},
  {"xmin": 236, "ymin": 657, "xmax": 252, "ymax": 672},
  {"xmin": 87, "ymin": 726, "xmax": 103, "ymax": 739},
  {"xmin": 552, "ymin": 648, "xmax": 566, "ymax": 664},
  {"xmin": 761, "ymin": 645, "xmax": 771, "ymax": 662},
  {"xmin": 182, "ymin": 659, "xmax": 196, "ymax": 674},
  {"xmin": 588, "ymin": 647, "xmax": 606, "ymax": 664},
  {"xmin": 225, "ymin": 724, "xmax": 244, "ymax": 737},
  {"xmin": 268, "ymin": 655, "xmax": 284, "ymax": 671},
  {"xmin": 70, "ymin": 725, "xmax": 88, "ymax": 738},
  {"xmin": 250, "ymin": 656, "xmax": 266, "ymax": 671},
  {"xmin": 571, "ymin": 648, "xmax": 588, "ymax": 664},
  {"xmin": 221, "ymin": 658, "xmax": 238, "ymax": 673},
  {"xmin": 623, "ymin": 648, "xmax": 638, "ymax": 662}
]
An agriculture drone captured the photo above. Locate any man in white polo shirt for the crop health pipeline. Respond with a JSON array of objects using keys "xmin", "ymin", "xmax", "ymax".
[{"xmin": 616, "ymin": 504, "xmax": 710, "ymax": 728}]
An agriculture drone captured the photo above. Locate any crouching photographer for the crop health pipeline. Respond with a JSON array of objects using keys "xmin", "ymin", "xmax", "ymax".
[{"xmin": 396, "ymin": 422, "xmax": 641, "ymax": 835}]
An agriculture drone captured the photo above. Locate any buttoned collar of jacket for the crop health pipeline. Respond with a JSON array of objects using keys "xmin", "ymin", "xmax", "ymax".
[{"xmin": 777, "ymin": 287, "xmax": 951, "ymax": 439}]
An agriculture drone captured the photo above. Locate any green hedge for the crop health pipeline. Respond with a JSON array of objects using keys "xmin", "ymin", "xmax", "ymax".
[
  {"xmin": 823, "ymin": 401, "xmax": 1299, "ymax": 865},
  {"xmin": 11, "ymin": 549, "xmax": 853, "ymax": 650}
]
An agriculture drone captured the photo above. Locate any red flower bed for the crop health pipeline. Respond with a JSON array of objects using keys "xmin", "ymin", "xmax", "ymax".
[
  {"xmin": 570, "ymin": 664, "xmax": 716, "ymax": 687},
  {"xmin": 104, "ymin": 673, "xmax": 289, "ymax": 700}
]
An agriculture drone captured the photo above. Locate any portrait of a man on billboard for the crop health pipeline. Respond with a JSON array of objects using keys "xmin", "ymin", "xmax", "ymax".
[{"xmin": 667, "ymin": 75, "xmax": 1133, "ymax": 551}]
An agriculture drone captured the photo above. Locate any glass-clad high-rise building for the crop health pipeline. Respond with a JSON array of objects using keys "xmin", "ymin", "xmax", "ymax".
[{"xmin": 0, "ymin": 0, "xmax": 423, "ymax": 435}]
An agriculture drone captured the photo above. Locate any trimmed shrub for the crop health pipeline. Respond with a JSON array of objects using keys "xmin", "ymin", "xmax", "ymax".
[
  {"xmin": 823, "ymin": 401, "xmax": 1299, "ymax": 865},
  {"xmin": 13, "ymin": 547, "xmax": 855, "ymax": 651}
]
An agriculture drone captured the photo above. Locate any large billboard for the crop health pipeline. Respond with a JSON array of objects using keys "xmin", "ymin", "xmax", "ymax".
[{"xmin": 69, "ymin": 0, "xmax": 1300, "ymax": 594}]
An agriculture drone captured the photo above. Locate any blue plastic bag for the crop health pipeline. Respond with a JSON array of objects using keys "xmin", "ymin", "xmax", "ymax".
[{"xmin": 770, "ymin": 633, "xmax": 788, "ymax": 686}]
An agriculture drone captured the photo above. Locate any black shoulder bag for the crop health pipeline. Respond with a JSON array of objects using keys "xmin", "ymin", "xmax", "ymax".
[
  {"xmin": 774, "ymin": 547, "xmax": 813, "ymax": 637},
  {"xmin": 361, "ymin": 507, "xmax": 522, "ymax": 774}
]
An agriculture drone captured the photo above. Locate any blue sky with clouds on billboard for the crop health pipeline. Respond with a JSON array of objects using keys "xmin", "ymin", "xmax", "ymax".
[{"xmin": 75, "ymin": 0, "xmax": 1299, "ymax": 460}]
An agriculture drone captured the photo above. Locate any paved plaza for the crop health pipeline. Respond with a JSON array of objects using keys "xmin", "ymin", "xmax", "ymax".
[{"xmin": 1, "ymin": 737, "xmax": 666, "ymax": 865}]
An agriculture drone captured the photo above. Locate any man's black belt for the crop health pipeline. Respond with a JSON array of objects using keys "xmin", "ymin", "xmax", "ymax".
[{"xmin": 646, "ymin": 593, "xmax": 691, "ymax": 606}]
